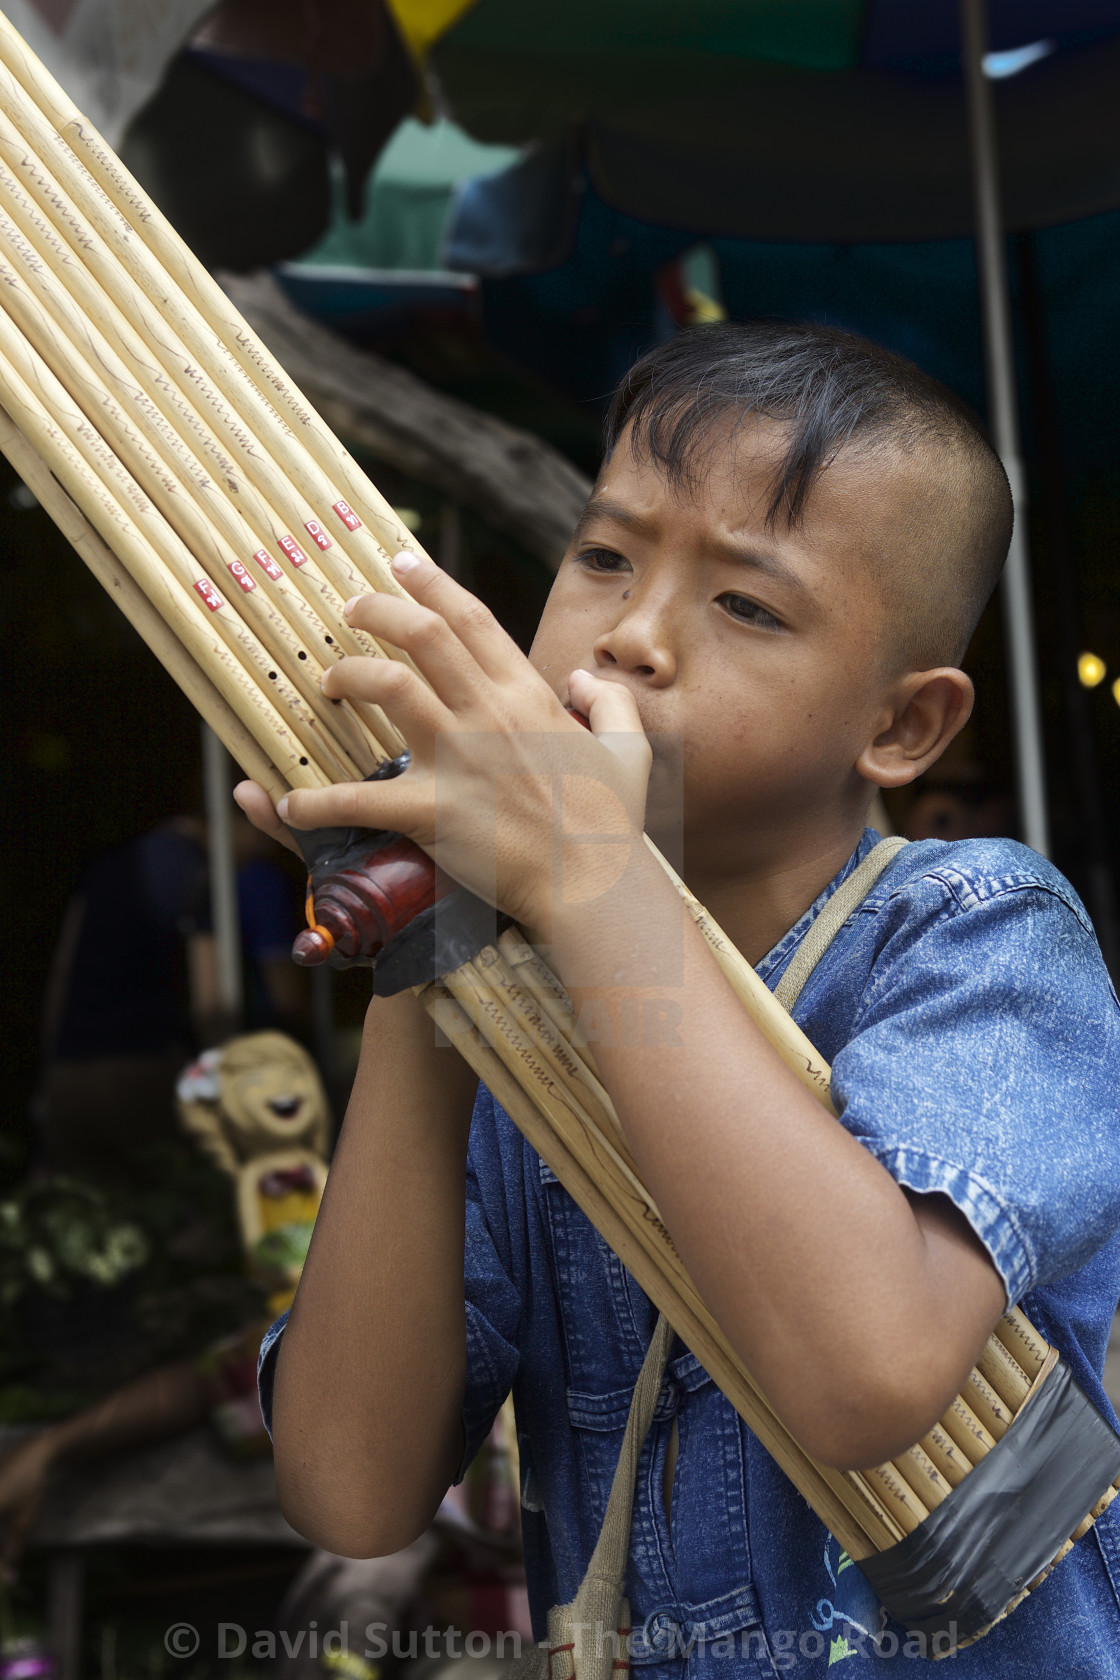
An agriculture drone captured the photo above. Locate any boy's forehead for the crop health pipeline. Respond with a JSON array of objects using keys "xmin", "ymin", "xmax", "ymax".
[
  {"xmin": 585, "ymin": 419, "xmax": 904, "ymax": 564},
  {"xmin": 584, "ymin": 420, "xmax": 779, "ymax": 538}
]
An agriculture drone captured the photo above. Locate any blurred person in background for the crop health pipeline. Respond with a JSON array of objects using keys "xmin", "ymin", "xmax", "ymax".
[{"xmin": 32, "ymin": 808, "xmax": 307, "ymax": 1189}]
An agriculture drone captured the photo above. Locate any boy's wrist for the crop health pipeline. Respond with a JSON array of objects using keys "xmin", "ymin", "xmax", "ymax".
[
  {"xmin": 354, "ymin": 988, "xmax": 478, "ymax": 1146},
  {"xmin": 544, "ymin": 839, "xmax": 679, "ymax": 982}
]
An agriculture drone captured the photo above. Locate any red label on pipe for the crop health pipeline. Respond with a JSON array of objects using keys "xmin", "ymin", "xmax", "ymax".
[
  {"xmin": 304, "ymin": 519, "xmax": 332, "ymax": 550},
  {"xmin": 228, "ymin": 560, "xmax": 256, "ymax": 593},
  {"xmin": 194, "ymin": 578, "xmax": 223, "ymax": 611},
  {"xmin": 278, "ymin": 535, "xmax": 308, "ymax": 567},
  {"xmin": 332, "ymin": 499, "xmax": 362, "ymax": 531},
  {"xmin": 252, "ymin": 549, "xmax": 283, "ymax": 581}
]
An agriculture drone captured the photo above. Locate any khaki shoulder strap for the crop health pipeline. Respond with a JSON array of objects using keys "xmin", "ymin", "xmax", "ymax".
[
  {"xmin": 579, "ymin": 1312, "xmax": 675, "ymax": 1592},
  {"xmin": 773, "ymin": 837, "xmax": 908, "ymax": 1013},
  {"xmin": 505, "ymin": 1314, "xmax": 675, "ymax": 1680}
]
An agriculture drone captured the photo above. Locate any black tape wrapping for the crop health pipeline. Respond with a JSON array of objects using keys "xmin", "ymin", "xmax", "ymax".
[
  {"xmin": 858, "ymin": 1359, "xmax": 1120, "ymax": 1644},
  {"xmin": 292, "ymin": 755, "xmax": 509, "ymax": 994}
]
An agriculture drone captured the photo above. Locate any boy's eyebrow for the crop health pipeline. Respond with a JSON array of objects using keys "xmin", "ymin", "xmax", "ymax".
[
  {"xmin": 570, "ymin": 497, "xmax": 648, "ymax": 546},
  {"xmin": 571, "ymin": 497, "xmax": 808, "ymax": 596}
]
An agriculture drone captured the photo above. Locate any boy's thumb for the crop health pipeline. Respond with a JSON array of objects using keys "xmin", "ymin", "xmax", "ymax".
[
  {"xmin": 568, "ymin": 669, "xmax": 646, "ymax": 738},
  {"xmin": 567, "ymin": 670, "xmax": 652, "ymax": 782}
]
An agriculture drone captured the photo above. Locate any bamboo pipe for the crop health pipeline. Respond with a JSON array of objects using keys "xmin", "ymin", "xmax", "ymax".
[
  {"xmin": 917, "ymin": 1421, "xmax": 973, "ymax": 1488},
  {"xmin": 484, "ymin": 938, "xmax": 628, "ymax": 1152},
  {"xmin": 0, "ymin": 39, "xmax": 420, "ymax": 595},
  {"xmin": 0, "ymin": 210, "xmax": 385, "ymax": 775},
  {"xmin": 0, "ymin": 400, "xmax": 287, "ymax": 801},
  {"xmin": 995, "ymin": 1306, "xmax": 1047, "ymax": 1379},
  {"xmin": 0, "ymin": 104, "xmax": 412, "ymax": 685},
  {"xmin": 0, "ymin": 328, "xmax": 333, "ymax": 788},
  {"xmin": 650, "ymin": 841, "xmax": 833, "ymax": 1108}
]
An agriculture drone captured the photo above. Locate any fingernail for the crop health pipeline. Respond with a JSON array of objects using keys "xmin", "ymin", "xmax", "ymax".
[
  {"xmin": 391, "ymin": 550, "xmax": 419, "ymax": 575},
  {"xmin": 277, "ymin": 795, "xmax": 290, "ymax": 820},
  {"xmin": 343, "ymin": 595, "xmax": 361, "ymax": 616}
]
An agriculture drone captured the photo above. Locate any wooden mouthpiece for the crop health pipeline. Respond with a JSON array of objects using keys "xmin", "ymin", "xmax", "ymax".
[{"xmin": 293, "ymin": 835, "xmax": 441, "ymax": 967}]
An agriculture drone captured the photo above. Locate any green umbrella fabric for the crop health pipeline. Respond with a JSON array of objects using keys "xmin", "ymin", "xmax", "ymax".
[
  {"xmin": 428, "ymin": 0, "xmax": 1120, "ymax": 240},
  {"xmin": 298, "ymin": 117, "xmax": 519, "ymax": 273}
]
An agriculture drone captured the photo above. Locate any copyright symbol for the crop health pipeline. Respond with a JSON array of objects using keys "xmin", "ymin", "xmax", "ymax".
[{"xmin": 164, "ymin": 1623, "xmax": 200, "ymax": 1658}]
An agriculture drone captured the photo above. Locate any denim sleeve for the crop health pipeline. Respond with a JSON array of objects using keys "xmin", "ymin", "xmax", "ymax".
[
  {"xmin": 830, "ymin": 873, "xmax": 1120, "ymax": 1307},
  {"xmin": 257, "ymin": 1308, "xmax": 289, "ymax": 1438}
]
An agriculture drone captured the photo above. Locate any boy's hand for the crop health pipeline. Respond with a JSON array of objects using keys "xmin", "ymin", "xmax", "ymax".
[{"xmin": 266, "ymin": 554, "xmax": 653, "ymax": 935}]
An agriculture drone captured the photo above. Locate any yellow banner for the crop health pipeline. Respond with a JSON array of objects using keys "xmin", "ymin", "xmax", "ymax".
[{"xmin": 385, "ymin": 0, "xmax": 481, "ymax": 64}]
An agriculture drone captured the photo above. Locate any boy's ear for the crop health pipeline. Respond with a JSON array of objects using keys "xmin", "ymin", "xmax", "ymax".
[{"xmin": 856, "ymin": 668, "xmax": 974, "ymax": 790}]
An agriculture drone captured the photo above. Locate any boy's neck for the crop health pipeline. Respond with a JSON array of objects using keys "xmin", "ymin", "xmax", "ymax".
[{"xmin": 678, "ymin": 814, "xmax": 874, "ymax": 969}]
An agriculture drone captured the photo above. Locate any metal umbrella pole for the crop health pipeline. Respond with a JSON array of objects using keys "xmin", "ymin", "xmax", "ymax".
[
  {"xmin": 201, "ymin": 720, "xmax": 243, "ymax": 1029},
  {"xmin": 960, "ymin": 0, "xmax": 1050, "ymax": 857}
]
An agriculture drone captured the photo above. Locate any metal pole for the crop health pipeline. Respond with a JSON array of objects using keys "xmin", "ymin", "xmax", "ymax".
[
  {"xmin": 960, "ymin": 0, "xmax": 1050, "ymax": 857},
  {"xmin": 201, "ymin": 720, "xmax": 243, "ymax": 1025}
]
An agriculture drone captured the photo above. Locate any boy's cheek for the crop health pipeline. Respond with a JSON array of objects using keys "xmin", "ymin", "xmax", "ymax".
[{"xmin": 525, "ymin": 641, "xmax": 569, "ymax": 696}]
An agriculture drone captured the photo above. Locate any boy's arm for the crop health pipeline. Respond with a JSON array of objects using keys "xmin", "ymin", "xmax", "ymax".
[
  {"xmin": 546, "ymin": 848, "xmax": 1008, "ymax": 1471},
  {"xmin": 269, "ymin": 986, "xmax": 479, "ymax": 1555}
]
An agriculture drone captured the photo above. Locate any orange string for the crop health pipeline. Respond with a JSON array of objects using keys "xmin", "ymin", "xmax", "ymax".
[{"xmin": 303, "ymin": 881, "xmax": 335, "ymax": 953}]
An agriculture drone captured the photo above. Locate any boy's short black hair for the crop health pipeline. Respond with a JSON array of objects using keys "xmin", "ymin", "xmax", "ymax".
[{"xmin": 605, "ymin": 321, "xmax": 1013, "ymax": 667}]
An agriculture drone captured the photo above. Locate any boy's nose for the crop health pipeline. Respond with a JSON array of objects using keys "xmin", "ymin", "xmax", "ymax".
[{"xmin": 591, "ymin": 597, "xmax": 677, "ymax": 686}]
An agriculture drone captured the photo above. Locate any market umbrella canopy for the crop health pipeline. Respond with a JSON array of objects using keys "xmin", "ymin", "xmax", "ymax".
[{"xmin": 430, "ymin": 0, "xmax": 1120, "ymax": 240}]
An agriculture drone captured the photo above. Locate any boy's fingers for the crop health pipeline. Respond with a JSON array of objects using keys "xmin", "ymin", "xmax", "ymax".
[
  {"xmin": 279, "ymin": 775, "xmax": 432, "ymax": 839},
  {"xmin": 343, "ymin": 592, "xmax": 494, "ymax": 714},
  {"xmin": 322, "ymin": 654, "xmax": 447, "ymax": 756},
  {"xmin": 233, "ymin": 781, "xmax": 303, "ymax": 856},
  {"xmin": 387, "ymin": 553, "xmax": 528, "ymax": 684}
]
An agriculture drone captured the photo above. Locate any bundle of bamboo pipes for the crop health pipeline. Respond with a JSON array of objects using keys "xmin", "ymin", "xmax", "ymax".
[{"xmin": 0, "ymin": 11, "xmax": 1115, "ymax": 1645}]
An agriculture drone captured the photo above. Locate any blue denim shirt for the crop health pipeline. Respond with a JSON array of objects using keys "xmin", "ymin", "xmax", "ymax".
[{"xmin": 260, "ymin": 832, "xmax": 1120, "ymax": 1676}]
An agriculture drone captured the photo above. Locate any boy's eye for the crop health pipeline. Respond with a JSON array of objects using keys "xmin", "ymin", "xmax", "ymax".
[
  {"xmin": 576, "ymin": 546, "xmax": 630, "ymax": 575},
  {"xmin": 718, "ymin": 593, "xmax": 784, "ymax": 632}
]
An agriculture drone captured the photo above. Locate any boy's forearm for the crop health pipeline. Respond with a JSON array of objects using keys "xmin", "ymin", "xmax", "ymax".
[
  {"xmin": 272, "ymin": 988, "xmax": 477, "ymax": 1554},
  {"xmin": 548, "ymin": 849, "xmax": 1005, "ymax": 1469}
]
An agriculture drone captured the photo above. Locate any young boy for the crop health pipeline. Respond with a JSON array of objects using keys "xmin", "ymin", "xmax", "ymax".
[{"xmin": 244, "ymin": 323, "xmax": 1120, "ymax": 1675}]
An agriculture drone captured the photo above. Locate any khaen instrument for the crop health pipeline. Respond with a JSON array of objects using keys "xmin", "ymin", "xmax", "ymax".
[{"xmin": 0, "ymin": 12, "xmax": 1116, "ymax": 1649}]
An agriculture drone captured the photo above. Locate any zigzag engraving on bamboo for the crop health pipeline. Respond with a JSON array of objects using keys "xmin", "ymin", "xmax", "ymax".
[
  {"xmin": 977, "ymin": 1334, "xmax": 1031, "ymax": 1411},
  {"xmin": 918, "ymin": 1421, "xmax": 972, "ymax": 1488},
  {"xmin": 994, "ymin": 1305, "xmax": 1048, "ymax": 1379}
]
